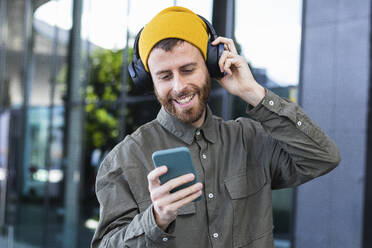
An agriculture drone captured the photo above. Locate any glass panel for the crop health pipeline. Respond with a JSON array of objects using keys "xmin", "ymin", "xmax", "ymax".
[
  {"xmin": 127, "ymin": 0, "xmax": 174, "ymax": 36},
  {"xmin": 235, "ymin": 0, "xmax": 302, "ymax": 86},
  {"xmin": 175, "ymin": 0, "xmax": 213, "ymax": 20},
  {"xmin": 0, "ymin": 0, "xmax": 68, "ymax": 247},
  {"xmin": 235, "ymin": 1, "xmax": 303, "ymax": 247}
]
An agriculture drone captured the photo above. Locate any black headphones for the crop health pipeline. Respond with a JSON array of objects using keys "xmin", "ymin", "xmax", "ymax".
[{"xmin": 128, "ymin": 15, "xmax": 224, "ymax": 94}]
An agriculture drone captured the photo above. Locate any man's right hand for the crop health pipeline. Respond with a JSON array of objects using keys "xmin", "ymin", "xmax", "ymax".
[{"xmin": 147, "ymin": 165, "xmax": 203, "ymax": 231}]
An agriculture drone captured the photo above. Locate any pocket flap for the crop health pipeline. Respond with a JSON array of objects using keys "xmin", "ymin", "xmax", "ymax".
[
  {"xmin": 178, "ymin": 201, "xmax": 196, "ymax": 215},
  {"xmin": 225, "ymin": 172, "xmax": 266, "ymax": 199}
]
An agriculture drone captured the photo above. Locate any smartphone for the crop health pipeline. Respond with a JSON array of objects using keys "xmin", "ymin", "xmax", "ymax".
[{"xmin": 152, "ymin": 147, "xmax": 201, "ymax": 201}]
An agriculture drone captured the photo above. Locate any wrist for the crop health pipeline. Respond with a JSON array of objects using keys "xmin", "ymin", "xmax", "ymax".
[
  {"xmin": 157, "ymin": 221, "xmax": 170, "ymax": 231},
  {"xmin": 153, "ymin": 207, "xmax": 171, "ymax": 231},
  {"xmin": 238, "ymin": 82, "xmax": 266, "ymax": 107}
]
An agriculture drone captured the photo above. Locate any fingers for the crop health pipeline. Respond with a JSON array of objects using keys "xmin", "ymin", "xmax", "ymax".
[
  {"xmin": 151, "ymin": 173, "xmax": 196, "ymax": 200},
  {"xmin": 153, "ymin": 185, "xmax": 202, "ymax": 230},
  {"xmin": 153, "ymin": 183, "xmax": 203, "ymax": 208},
  {"xmin": 153, "ymin": 183, "xmax": 203, "ymax": 217},
  {"xmin": 212, "ymin": 36, "xmax": 238, "ymax": 54},
  {"xmin": 147, "ymin": 166, "xmax": 168, "ymax": 191},
  {"xmin": 164, "ymin": 187, "xmax": 203, "ymax": 212},
  {"xmin": 212, "ymin": 36, "xmax": 248, "ymax": 76},
  {"xmin": 161, "ymin": 182, "xmax": 203, "ymax": 205},
  {"xmin": 218, "ymin": 51, "xmax": 234, "ymax": 74},
  {"xmin": 148, "ymin": 167, "xmax": 204, "ymax": 229},
  {"xmin": 224, "ymin": 57, "xmax": 240, "ymax": 76},
  {"xmin": 218, "ymin": 50, "xmax": 245, "ymax": 76}
]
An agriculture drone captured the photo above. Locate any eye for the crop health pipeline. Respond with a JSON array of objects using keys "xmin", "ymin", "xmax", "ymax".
[
  {"xmin": 182, "ymin": 68, "xmax": 194, "ymax": 73},
  {"xmin": 159, "ymin": 74, "xmax": 171, "ymax": 81}
]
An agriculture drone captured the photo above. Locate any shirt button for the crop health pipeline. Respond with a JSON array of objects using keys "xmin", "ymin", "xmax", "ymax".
[
  {"xmin": 208, "ymin": 193, "xmax": 214, "ymax": 199},
  {"xmin": 196, "ymin": 130, "xmax": 201, "ymax": 135},
  {"xmin": 202, "ymin": 154, "xmax": 207, "ymax": 159},
  {"xmin": 297, "ymin": 121, "xmax": 302, "ymax": 126},
  {"xmin": 269, "ymin": 100, "xmax": 274, "ymax": 106},
  {"xmin": 213, "ymin": 233, "xmax": 219, "ymax": 238},
  {"xmin": 162, "ymin": 237, "xmax": 168, "ymax": 242}
]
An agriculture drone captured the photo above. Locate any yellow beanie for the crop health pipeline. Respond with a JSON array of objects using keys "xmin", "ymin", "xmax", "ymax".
[{"xmin": 138, "ymin": 6, "xmax": 209, "ymax": 72}]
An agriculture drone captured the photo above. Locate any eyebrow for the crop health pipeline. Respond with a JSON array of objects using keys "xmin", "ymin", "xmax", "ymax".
[
  {"xmin": 180, "ymin": 62, "xmax": 197, "ymax": 69},
  {"xmin": 155, "ymin": 62, "xmax": 197, "ymax": 76}
]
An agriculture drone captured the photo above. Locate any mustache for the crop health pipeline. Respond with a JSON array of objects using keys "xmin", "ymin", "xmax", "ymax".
[{"xmin": 167, "ymin": 85, "xmax": 200, "ymax": 101}]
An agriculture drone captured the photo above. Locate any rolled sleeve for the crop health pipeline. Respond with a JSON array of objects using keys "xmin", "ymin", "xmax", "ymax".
[
  {"xmin": 135, "ymin": 205, "xmax": 176, "ymax": 245},
  {"xmin": 92, "ymin": 145, "xmax": 176, "ymax": 248},
  {"xmin": 245, "ymin": 89, "xmax": 341, "ymax": 189}
]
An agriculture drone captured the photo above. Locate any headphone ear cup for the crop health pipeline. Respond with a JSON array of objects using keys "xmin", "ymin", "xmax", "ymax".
[
  {"xmin": 206, "ymin": 42, "xmax": 225, "ymax": 79},
  {"xmin": 128, "ymin": 58, "xmax": 153, "ymax": 94}
]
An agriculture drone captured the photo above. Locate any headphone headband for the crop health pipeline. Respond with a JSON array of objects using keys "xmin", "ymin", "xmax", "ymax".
[
  {"xmin": 132, "ymin": 28, "xmax": 143, "ymax": 61},
  {"xmin": 197, "ymin": 15, "xmax": 218, "ymax": 40}
]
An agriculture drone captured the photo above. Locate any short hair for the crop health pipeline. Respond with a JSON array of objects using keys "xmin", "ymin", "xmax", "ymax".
[{"xmin": 153, "ymin": 38, "xmax": 184, "ymax": 52}]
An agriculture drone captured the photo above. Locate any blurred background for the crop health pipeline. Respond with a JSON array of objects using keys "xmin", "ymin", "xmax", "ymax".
[{"xmin": 0, "ymin": 0, "xmax": 370, "ymax": 247}]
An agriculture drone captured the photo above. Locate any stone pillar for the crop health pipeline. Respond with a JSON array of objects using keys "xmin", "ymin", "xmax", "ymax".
[{"xmin": 295, "ymin": 0, "xmax": 370, "ymax": 247}]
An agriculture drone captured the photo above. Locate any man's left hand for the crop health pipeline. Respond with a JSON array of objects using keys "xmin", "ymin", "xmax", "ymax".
[{"xmin": 212, "ymin": 37, "xmax": 266, "ymax": 107}]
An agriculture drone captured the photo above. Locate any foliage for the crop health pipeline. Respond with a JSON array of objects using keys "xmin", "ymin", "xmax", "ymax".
[{"xmin": 85, "ymin": 48, "xmax": 133, "ymax": 152}]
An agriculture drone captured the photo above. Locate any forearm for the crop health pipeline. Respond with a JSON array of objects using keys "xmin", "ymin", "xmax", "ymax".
[
  {"xmin": 236, "ymin": 81, "xmax": 266, "ymax": 107},
  {"xmin": 92, "ymin": 151, "xmax": 176, "ymax": 248},
  {"xmin": 247, "ymin": 90, "xmax": 341, "ymax": 188},
  {"xmin": 93, "ymin": 204, "xmax": 175, "ymax": 248}
]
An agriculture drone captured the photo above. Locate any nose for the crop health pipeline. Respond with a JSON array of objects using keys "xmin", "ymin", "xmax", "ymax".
[{"xmin": 172, "ymin": 73, "xmax": 187, "ymax": 93}]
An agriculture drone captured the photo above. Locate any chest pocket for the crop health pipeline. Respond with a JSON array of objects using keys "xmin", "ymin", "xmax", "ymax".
[
  {"xmin": 225, "ymin": 171, "xmax": 266, "ymax": 199},
  {"xmin": 225, "ymin": 170, "xmax": 273, "ymax": 247}
]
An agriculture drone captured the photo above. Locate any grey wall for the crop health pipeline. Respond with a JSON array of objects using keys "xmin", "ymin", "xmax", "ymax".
[{"xmin": 295, "ymin": 0, "xmax": 370, "ymax": 247}]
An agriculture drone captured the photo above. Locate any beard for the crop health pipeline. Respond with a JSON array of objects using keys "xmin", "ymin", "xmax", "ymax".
[{"xmin": 155, "ymin": 74, "xmax": 211, "ymax": 125}]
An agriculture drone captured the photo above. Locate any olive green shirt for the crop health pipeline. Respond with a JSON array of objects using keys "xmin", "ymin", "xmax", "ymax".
[{"xmin": 92, "ymin": 90, "xmax": 340, "ymax": 248}]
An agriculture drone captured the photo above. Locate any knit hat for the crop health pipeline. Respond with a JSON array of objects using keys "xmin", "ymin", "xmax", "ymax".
[{"xmin": 138, "ymin": 6, "xmax": 209, "ymax": 72}]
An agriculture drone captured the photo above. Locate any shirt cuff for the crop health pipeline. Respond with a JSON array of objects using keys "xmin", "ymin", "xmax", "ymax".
[
  {"xmin": 246, "ymin": 89, "xmax": 290, "ymax": 121},
  {"xmin": 141, "ymin": 205, "xmax": 176, "ymax": 244}
]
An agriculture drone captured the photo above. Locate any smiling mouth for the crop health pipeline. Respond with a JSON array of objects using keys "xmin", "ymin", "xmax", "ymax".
[{"xmin": 174, "ymin": 94, "xmax": 195, "ymax": 105}]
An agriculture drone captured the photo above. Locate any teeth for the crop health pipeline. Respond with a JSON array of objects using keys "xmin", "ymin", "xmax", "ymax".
[{"xmin": 176, "ymin": 95, "xmax": 194, "ymax": 104}]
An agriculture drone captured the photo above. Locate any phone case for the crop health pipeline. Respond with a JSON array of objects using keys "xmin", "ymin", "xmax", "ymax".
[{"xmin": 152, "ymin": 147, "xmax": 201, "ymax": 201}]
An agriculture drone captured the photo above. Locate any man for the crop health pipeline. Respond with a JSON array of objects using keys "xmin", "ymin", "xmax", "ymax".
[{"xmin": 92, "ymin": 6, "xmax": 340, "ymax": 248}]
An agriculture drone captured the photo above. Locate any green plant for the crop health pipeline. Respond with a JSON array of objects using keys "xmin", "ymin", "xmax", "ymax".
[{"xmin": 85, "ymin": 48, "xmax": 133, "ymax": 151}]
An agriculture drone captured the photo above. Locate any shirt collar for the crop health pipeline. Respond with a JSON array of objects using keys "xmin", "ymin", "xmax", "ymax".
[{"xmin": 156, "ymin": 105, "xmax": 217, "ymax": 145}]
